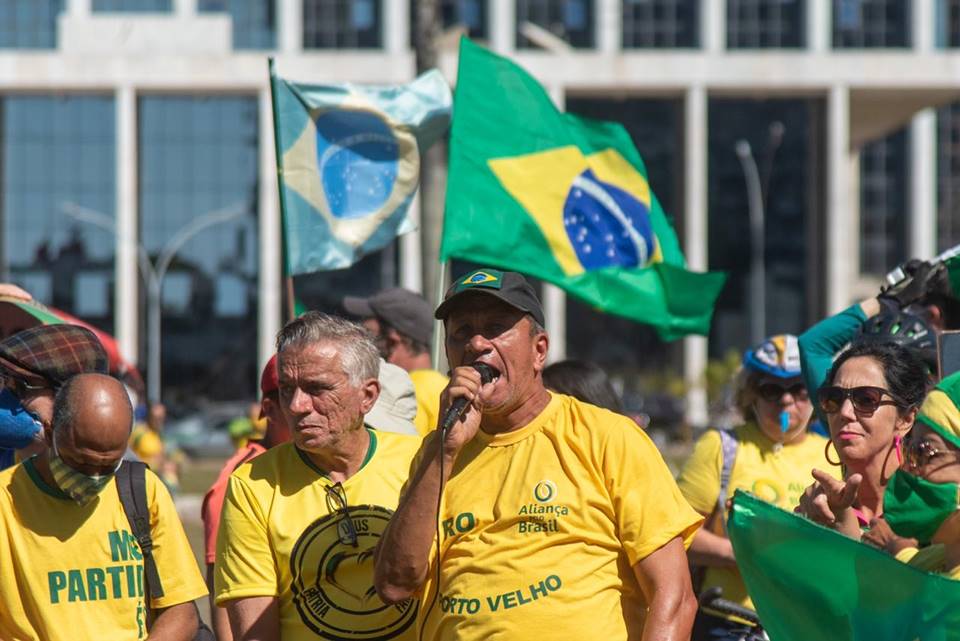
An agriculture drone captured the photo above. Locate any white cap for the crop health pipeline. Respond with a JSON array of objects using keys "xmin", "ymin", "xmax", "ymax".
[{"xmin": 365, "ymin": 360, "xmax": 418, "ymax": 436}]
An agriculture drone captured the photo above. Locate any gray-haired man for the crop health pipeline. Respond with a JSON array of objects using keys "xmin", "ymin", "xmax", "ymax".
[{"xmin": 214, "ymin": 312, "xmax": 422, "ymax": 641}]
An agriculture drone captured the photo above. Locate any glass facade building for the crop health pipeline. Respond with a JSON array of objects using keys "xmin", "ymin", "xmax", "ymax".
[
  {"xmin": 93, "ymin": 0, "xmax": 172, "ymax": 11},
  {"xmin": 303, "ymin": 0, "xmax": 382, "ymax": 48},
  {"xmin": 0, "ymin": 0, "xmax": 63, "ymax": 49},
  {"xmin": 859, "ymin": 128, "xmax": 909, "ymax": 275},
  {"xmin": 727, "ymin": 0, "xmax": 806, "ymax": 48},
  {"xmin": 138, "ymin": 96, "xmax": 259, "ymax": 403},
  {"xmin": 516, "ymin": 0, "xmax": 595, "ymax": 48},
  {"xmin": 833, "ymin": 0, "xmax": 910, "ymax": 48},
  {"xmin": 938, "ymin": 103, "xmax": 960, "ymax": 252},
  {"xmin": 621, "ymin": 0, "xmax": 699, "ymax": 48},
  {"xmin": 199, "ymin": 0, "xmax": 277, "ymax": 49},
  {"xmin": 708, "ymin": 99, "xmax": 818, "ymax": 355},
  {"xmin": 2, "ymin": 0, "xmax": 958, "ymax": 419},
  {"xmin": 1, "ymin": 95, "xmax": 117, "ymax": 332}
]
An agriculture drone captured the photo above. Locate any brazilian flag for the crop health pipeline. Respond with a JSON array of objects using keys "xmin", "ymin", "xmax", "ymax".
[
  {"xmin": 441, "ymin": 38, "xmax": 726, "ymax": 340},
  {"xmin": 728, "ymin": 491, "xmax": 960, "ymax": 641}
]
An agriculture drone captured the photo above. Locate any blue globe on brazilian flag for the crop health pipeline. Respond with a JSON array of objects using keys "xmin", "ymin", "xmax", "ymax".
[
  {"xmin": 442, "ymin": 38, "xmax": 726, "ymax": 339},
  {"xmin": 270, "ymin": 63, "xmax": 451, "ymax": 274}
]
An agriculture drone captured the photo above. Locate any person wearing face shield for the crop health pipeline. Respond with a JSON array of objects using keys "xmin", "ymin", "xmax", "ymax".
[
  {"xmin": 0, "ymin": 373, "xmax": 207, "ymax": 640},
  {"xmin": 0, "ymin": 324, "xmax": 110, "ymax": 470},
  {"xmin": 859, "ymin": 370, "xmax": 960, "ymax": 578}
]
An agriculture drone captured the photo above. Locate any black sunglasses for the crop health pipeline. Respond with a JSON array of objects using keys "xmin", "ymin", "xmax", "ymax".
[
  {"xmin": 817, "ymin": 386, "xmax": 902, "ymax": 416},
  {"xmin": 757, "ymin": 382, "xmax": 808, "ymax": 403},
  {"xmin": 324, "ymin": 482, "xmax": 358, "ymax": 547},
  {"xmin": 1, "ymin": 375, "xmax": 50, "ymax": 398}
]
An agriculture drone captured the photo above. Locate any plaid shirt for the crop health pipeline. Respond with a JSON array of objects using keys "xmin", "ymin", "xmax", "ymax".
[{"xmin": 0, "ymin": 325, "xmax": 108, "ymax": 387}]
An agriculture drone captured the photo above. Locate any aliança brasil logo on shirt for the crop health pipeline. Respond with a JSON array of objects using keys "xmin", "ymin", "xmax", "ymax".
[
  {"xmin": 290, "ymin": 504, "xmax": 417, "ymax": 640},
  {"xmin": 533, "ymin": 480, "xmax": 557, "ymax": 503}
]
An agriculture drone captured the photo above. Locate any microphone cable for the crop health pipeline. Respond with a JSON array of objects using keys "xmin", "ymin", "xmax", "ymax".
[
  {"xmin": 418, "ymin": 364, "xmax": 493, "ymax": 641},
  {"xmin": 418, "ymin": 432, "xmax": 446, "ymax": 641}
]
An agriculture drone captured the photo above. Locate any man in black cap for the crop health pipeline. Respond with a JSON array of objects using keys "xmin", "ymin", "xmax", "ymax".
[
  {"xmin": 0, "ymin": 324, "xmax": 109, "ymax": 469},
  {"xmin": 344, "ymin": 287, "xmax": 448, "ymax": 437},
  {"xmin": 375, "ymin": 268, "xmax": 702, "ymax": 641}
]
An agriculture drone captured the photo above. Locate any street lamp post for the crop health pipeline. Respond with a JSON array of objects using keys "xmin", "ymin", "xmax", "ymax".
[
  {"xmin": 61, "ymin": 201, "xmax": 246, "ymax": 405},
  {"xmin": 734, "ymin": 122, "xmax": 786, "ymax": 345},
  {"xmin": 735, "ymin": 140, "xmax": 766, "ymax": 345}
]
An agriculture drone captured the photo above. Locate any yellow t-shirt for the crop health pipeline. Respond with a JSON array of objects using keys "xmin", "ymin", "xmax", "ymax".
[
  {"xmin": 0, "ymin": 458, "xmax": 207, "ymax": 641},
  {"xmin": 410, "ymin": 369, "xmax": 448, "ymax": 436},
  {"xmin": 677, "ymin": 422, "xmax": 834, "ymax": 610},
  {"xmin": 416, "ymin": 393, "xmax": 702, "ymax": 641},
  {"xmin": 129, "ymin": 425, "xmax": 163, "ymax": 464},
  {"xmin": 215, "ymin": 430, "xmax": 422, "ymax": 641}
]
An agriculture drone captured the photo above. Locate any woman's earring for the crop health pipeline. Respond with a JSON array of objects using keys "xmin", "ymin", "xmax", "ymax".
[{"xmin": 824, "ymin": 439, "xmax": 842, "ymax": 467}]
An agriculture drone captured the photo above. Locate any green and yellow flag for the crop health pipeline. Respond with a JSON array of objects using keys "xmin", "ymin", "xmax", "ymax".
[
  {"xmin": 441, "ymin": 38, "xmax": 725, "ymax": 340},
  {"xmin": 728, "ymin": 491, "xmax": 960, "ymax": 641}
]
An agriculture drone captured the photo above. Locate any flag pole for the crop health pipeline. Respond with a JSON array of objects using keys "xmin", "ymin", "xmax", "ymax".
[
  {"xmin": 431, "ymin": 259, "xmax": 448, "ymax": 371},
  {"xmin": 267, "ymin": 57, "xmax": 296, "ymax": 322}
]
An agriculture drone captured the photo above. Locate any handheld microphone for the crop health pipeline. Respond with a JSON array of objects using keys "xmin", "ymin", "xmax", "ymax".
[{"xmin": 439, "ymin": 363, "xmax": 495, "ymax": 436}]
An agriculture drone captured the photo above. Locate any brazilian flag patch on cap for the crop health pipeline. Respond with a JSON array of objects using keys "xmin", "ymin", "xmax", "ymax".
[{"xmin": 455, "ymin": 269, "xmax": 503, "ymax": 292}]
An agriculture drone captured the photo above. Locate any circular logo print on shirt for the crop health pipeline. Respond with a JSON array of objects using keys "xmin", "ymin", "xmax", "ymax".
[
  {"xmin": 290, "ymin": 504, "xmax": 417, "ymax": 640},
  {"xmin": 751, "ymin": 479, "xmax": 781, "ymax": 505},
  {"xmin": 533, "ymin": 480, "xmax": 557, "ymax": 503}
]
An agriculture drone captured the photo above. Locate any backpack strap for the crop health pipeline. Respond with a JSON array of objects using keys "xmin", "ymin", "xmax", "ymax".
[
  {"xmin": 715, "ymin": 428, "xmax": 739, "ymax": 534},
  {"xmin": 116, "ymin": 461, "xmax": 165, "ymax": 599}
]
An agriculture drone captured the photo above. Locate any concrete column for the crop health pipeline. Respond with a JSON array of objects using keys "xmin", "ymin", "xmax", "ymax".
[
  {"xmin": 67, "ymin": 0, "xmax": 91, "ymax": 17},
  {"xmin": 400, "ymin": 192, "xmax": 424, "ymax": 293},
  {"xmin": 827, "ymin": 84, "xmax": 852, "ymax": 312},
  {"xmin": 910, "ymin": 109, "xmax": 937, "ymax": 258},
  {"xmin": 115, "ymin": 86, "xmax": 139, "ymax": 366},
  {"xmin": 807, "ymin": 0, "xmax": 830, "ymax": 52},
  {"xmin": 683, "ymin": 85, "xmax": 709, "ymax": 428},
  {"xmin": 913, "ymin": 0, "xmax": 934, "ymax": 52},
  {"xmin": 703, "ymin": 0, "xmax": 726, "ymax": 53},
  {"xmin": 544, "ymin": 83, "xmax": 567, "ymax": 362},
  {"xmin": 597, "ymin": 0, "xmax": 620, "ymax": 53},
  {"xmin": 175, "ymin": 0, "xmax": 197, "ymax": 18},
  {"xmin": 384, "ymin": 0, "xmax": 408, "ymax": 54},
  {"xmin": 280, "ymin": 0, "xmax": 303, "ymax": 53},
  {"xmin": 490, "ymin": 0, "xmax": 515, "ymax": 53},
  {"xmin": 258, "ymin": 88, "xmax": 282, "ymax": 369}
]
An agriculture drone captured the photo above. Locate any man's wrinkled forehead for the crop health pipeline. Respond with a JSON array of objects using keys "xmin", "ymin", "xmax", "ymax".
[
  {"xmin": 278, "ymin": 341, "xmax": 348, "ymax": 380},
  {"xmin": 443, "ymin": 294, "xmax": 528, "ymax": 327}
]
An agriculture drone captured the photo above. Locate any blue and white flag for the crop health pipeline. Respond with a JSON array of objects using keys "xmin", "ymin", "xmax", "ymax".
[{"xmin": 270, "ymin": 65, "xmax": 452, "ymax": 274}]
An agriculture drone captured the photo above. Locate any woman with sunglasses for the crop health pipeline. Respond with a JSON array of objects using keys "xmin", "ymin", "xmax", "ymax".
[
  {"xmin": 678, "ymin": 334, "xmax": 834, "ymax": 641},
  {"xmin": 796, "ymin": 341, "xmax": 928, "ymax": 537},
  {"xmin": 860, "ymin": 370, "xmax": 960, "ymax": 578}
]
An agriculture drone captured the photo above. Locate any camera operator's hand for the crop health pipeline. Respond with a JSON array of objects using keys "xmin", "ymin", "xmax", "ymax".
[{"xmin": 879, "ymin": 260, "xmax": 947, "ymax": 309}]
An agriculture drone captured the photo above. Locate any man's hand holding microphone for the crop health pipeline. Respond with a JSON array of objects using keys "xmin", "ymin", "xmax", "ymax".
[{"xmin": 438, "ymin": 362, "xmax": 496, "ymax": 458}]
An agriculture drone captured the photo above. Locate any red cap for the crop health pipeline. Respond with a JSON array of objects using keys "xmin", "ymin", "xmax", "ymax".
[{"xmin": 260, "ymin": 355, "xmax": 279, "ymax": 396}]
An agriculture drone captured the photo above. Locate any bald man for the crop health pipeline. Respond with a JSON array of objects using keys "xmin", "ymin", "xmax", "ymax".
[{"xmin": 0, "ymin": 373, "xmax": 207, "ymax": 641}]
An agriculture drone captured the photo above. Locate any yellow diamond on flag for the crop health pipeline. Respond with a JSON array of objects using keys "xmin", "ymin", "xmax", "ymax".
[{"xmin": 488, "ymin": 146, "xmax": 661, "ymax": 277}]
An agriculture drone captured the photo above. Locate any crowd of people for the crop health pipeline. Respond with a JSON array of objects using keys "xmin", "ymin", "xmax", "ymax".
[{"xmin": 0, "ymin": 259, "xmax": 958, "ymax": 640}]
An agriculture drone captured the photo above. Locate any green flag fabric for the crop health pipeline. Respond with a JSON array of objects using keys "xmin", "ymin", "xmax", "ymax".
[
  {"xmin": 728, "ymin": 491, "xmax": 960, "ymax": 641},
  {"xmin": 947, "ymin": 255, "xmax": 960, "ymax": 298},
  {"xmin": 441, "ymin": 38, "xmax": 726, "ymax": 340}
]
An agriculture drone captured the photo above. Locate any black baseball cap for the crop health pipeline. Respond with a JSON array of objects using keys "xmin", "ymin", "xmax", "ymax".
[
  {"xmin": 434, "ymin": 268, "xmax": 545, "ymax": 326},
  {"xmin": 343, "ymin": 288, "xmax": 434, "ymax": 346}
]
